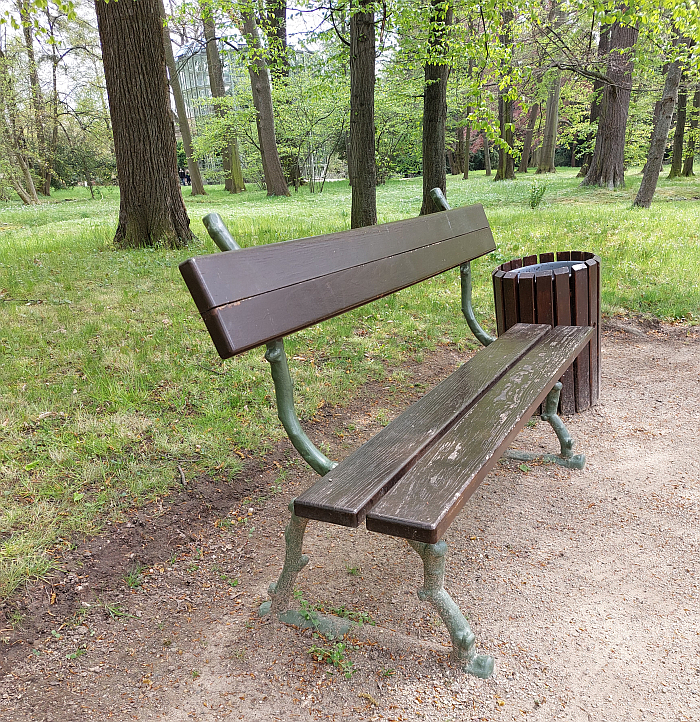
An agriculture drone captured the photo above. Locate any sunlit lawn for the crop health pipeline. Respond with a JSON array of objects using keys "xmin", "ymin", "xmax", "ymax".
[{"xmin": 1, "ymin": 168, "xmax": 699, "ymax": 600}]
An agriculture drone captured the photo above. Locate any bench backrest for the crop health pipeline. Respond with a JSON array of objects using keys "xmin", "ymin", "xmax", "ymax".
[{"xmin": 180, "ymin": 204, "xmax": 496, "ymax": 358}]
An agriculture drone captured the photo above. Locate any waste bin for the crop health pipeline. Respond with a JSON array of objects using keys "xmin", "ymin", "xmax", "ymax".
[{"xmin": 492, "ymin": 251, "xmax": 601, "ymax": 415}]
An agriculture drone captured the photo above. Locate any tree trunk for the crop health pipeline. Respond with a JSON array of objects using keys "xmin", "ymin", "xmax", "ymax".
[
  {"xmin": 537, "ymin": 74, "xmax": 561, "ymax": 173},
  {"xmin": 420, "ymin": 0, "xmax": 453, "ymax": 214},
  {"xmin": 681, "ymin": 88, "xmax": 700, "ymax": 176},
  {"xmin": 462, "ymin": 113, "xmax": 472, "ymax": 179},
  {"xmin": 240, "ymin": 10, "xmax": 290, "ymax": 197},
  {"xmin": 578, "ymin": 26, "xmax": 610, "ymax": 177},
  {"xmin": 19, "ymin": 2, "xmax": 50, "ymax": 195},
  {"xmin": 668, "ymin": 84, "xmax": 687, "ymax": 178},
  {"xmin": 94, "ymin": 0, "xmax": 193, "ymax": 248},
  {"xmin": 203, "ymin": 16, "xmax": 245, "ymax": 193},
  {"xmin": 264, "ymin": 0, "xmax": 288, "ymax": 77},
  {"xmin": 483, "ymin": 133, "xmax": 492, "ymax": 175},
  {"xmin": 581, "ymin": 21, "xmax": 638, "ymax": 189},
  {"xmin": 633, "ymin": 58, "xmax": 683, "ymax": 208},
  {"xmin": 159, "ymin": 0, "xmax": 205, "ymax": 195},
  {"xmin": 350, "ymin": 0, "xmax": 376, "ymax": 227},
  {"xmin": 494, "ymin": 9, "xmax": 515, "ymax": 181},
  {"xmin": 518, "ymin": 102, "xmax": 539, "ymax": 173}
]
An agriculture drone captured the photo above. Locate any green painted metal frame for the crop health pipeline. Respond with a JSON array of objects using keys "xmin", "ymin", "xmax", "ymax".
[
  {"xmin": 429, "ymin": 189, "xmax": 495, "ymax": 347},
  {"xmin": 504, "ymin": 382, "xmax": 586, "ymax": 470}
]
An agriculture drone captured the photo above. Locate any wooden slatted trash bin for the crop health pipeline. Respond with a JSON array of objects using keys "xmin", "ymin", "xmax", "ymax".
[{"xmin": 492, "ymin": 251, "xmax": 601, "ymax": 414}]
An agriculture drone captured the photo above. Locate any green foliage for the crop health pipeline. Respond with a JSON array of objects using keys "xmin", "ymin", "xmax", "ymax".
[
  {"xmin": 308, "ymin": 641, "xmax": 356, "ymax": 678},
  {"xmin": 528, "ymin": 179, "xmax": 546, "ymax": 208}
]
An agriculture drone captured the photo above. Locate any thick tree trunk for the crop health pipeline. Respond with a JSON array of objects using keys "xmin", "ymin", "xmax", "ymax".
[
  {"xmin": 420, "ymin": 0, "xmax": 453, "ymax": 215},
  {"xmin": 350, "ymin": 0, "xmax": 376, "ymax": 227},
  {"xmin": 681, "ymin": 89, "xmax": 700, "ymax": 176},
  {"xmin": 159, "ymin": 0, "xmax": 205, "ymax": 195},
  {"xmin": 581, "ymin": 21, "xmax": 638, "ymax": 189},
  {"xmin": 203, "ymin": 16, "xmax": 245, "ymax": 193},
  {"xmin": 518, "ymin": 102, "xmax": 539, "ymax": 173},
  {"xmin": 578, "ymin": 27, "xmax": 610, "ymax": 177},
  {"xmin": 668, "ymin": 85, "xmax": 687, "ymax": 179},
  {"xmin": 483, "ymin": 133, "xmax": 492, "ymax": 175},
  {"xmin": 241, "ymin": 10, "xmax": 290, "ymax": 197},
  {"xmin": 633, "ymin": 59, "xmax": 683, "ymax": 208},
  {"xmin": 537, "ymin": 74, "xmax": 561, "ymax": 173},
  {"xmin": 95, "ymin": 0, "xmax": 193, "ymax": 248}
]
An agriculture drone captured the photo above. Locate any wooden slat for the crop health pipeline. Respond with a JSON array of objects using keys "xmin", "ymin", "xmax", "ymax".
[
  {"xmin": 557, "ymin": 251, "xmax": 571, "ymax": 261},
  {"xmin": 553, "ymin": 266, "xmax": 575, "ymax": 415},
  {"xmin": 523, "ymin": 254, "xmax": 537, "ymax": 267},
  {"xmin": 502, "ymin": 271, "xmax": 519, "ymax": 330},
  {"xmin": 540, "ymin": 252, "xmax": 555, "ymax": 263},
  {"xmin": 518, "ymin": 273, "xmax": 536, "ymax": 323},
  {"xmin": 202, "ymin": 234, "xmax": 494, "ymax": 358},
  {"xmin": 180, "ymin": 204, "xmax": 494, "ymax": 315},
  {"xmin": 571, "ymin": 264, "xmax": 591, "ymax": 411},
  {"xmin": 535, "ymin": 271, "xmax": 554, "ymax": 327},
  {"xmin": 586, "ymin": 258, "xmax": 600, "ymax": 405},
  {"xmin": 492, "ymin": 270, "xmax": 506, "ymax": 336},
  {"xmin": 365, "ymin": 325, "xmax": 594, "ymax": 543},
  {"xmin": 294, "ymin": 324, "xmax": 552, "ymax": 527}
]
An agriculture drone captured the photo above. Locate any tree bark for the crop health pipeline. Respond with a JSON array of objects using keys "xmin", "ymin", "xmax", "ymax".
[
  {"xmin": 681, "ymin": 88, "xmax": 700, "ymax": 176},
  {"xmin": 668, "ymin": 84, "xmax": 687, "ymax": 178},
  {"xmin": 518, "ymin": 102, "xmax": 539, "ymax": 173},
  {"xmin": 581, "ymin": 20, "xmax": 638, "ymax": 189},
  {"xmin": 350, "ymin": 0, "xmax": 376, "ymax": 227},
  {"xmin": 240, "ymin": 10, "xmax": 290, "ymax": 197},
  {"xmin": 421, "ymin": 0, "xmax": 453, "ymax": 214},
  {"xmin": 633, "ymin": 58, "xmax": 683, "ymax": 208},
  {"xmin": 494, "ymin": 9, "xmax": 515, "ymax": 181},
  {"xmin": 264, "ymin": 0, "xmax": 288, "ymax": 77},
  {"xmin": 462, "ymin": 118, "xmax": 471, "ymax": 179},
  {"xmin": 578, "ymin": 26, "xmax": 610, "ymax": 177},
  {"xmin": 483, "ymin": 132, "xmax": 492, "ymax": 175},
  {"xmin": 537, "ymin": 74, "xmax": 561, "ymax": 173},
  {"xmin": 94, "ymin": 0, "xmax": 193, "ymax": 248},
  {"xmin": 159, "ymin": 0, "xmax": 205, "ymax": 195},
  {"xmin": 203, "ymin": 15, "xmax": 245, "ymax": 193}
]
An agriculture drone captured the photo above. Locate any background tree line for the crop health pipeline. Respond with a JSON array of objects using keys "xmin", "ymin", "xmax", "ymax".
[{"xmin": 2, "ymin": 0, "xmax": 700, "ymax": 245}]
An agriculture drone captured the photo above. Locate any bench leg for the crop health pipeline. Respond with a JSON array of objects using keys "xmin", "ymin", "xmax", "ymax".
[
  {"xmin": 259, "ymin": 502, "xmax": 309, "ymax": 617},
  {"xmin": 408, "ymin": 540, "xmax": 494, "ymax": 679},
  {"xmin": 506, "ymin": 382, "xmax": 586, "ymax": 470}
]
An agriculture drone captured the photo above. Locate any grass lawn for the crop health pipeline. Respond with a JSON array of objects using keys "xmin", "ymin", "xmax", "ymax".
[{"xmin": 1, "ymin": 168, "xmax": 699, "ymax": 600}]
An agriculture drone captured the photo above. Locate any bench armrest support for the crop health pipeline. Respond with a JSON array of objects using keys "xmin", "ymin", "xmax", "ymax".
[{"xmin": 429, "ymin": 188, "xmax": 495, "ymax": 347}]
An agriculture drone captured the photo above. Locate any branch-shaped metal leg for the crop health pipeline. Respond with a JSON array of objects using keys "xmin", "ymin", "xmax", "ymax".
[
  {"xmin": 259, "ymin": 502, "xmax": 309, "ymax": 617},
  {"xmin": 506, "ymin": 383, "xmax": 586, "ymax": 470},
  {"xmin": 408, "ymin": 540, "xmax": 494, "ymax": 678}
]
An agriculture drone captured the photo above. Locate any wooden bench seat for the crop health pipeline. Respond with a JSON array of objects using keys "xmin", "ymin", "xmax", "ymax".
[{"xmin": 179, "ymin": 201, "xmax": 594, "ymax": 679}]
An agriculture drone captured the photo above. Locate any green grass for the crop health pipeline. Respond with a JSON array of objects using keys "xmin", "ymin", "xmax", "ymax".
[{"xmin": 1, "ymin": 169, "xmax": 699, "ymax": 600}]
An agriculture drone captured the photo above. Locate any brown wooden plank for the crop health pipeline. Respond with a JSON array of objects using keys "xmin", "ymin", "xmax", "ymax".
[
  {"xmin": 365, "ymin": 326, "xmax": 594, "ymax": 543},
  {"xmin": 557, "ymin": 251, "xmax": 571, "ymax": 261},
  {"xmin": 202, "ymin": 234, "xmax": 495, "ymax": 358},
  {"xmin": 518, "ymin": 272, "xmax": 536, "ymax": 323},
  {"xmin": 535, "ymin": 271, "xmax": 554, "ymax": 326},
  {"xmin": 523, "ymin": 254, "xmax": 537, "ymax": 267},
  {"xmin": 571, "ymin": 263, "xmax": 591, "ymax": 411},
  {"xmin": 502, "ymin": 271, "xmax": 519, "ymax": 331},
  {"xmin": 540, "ymin": 252, "xmax": 555, "ymax": 263},
  {"xmin": 553, "ymin": 266, "xmax": 575, "ymax": 415},
  {"xmin": 180, "ymin": 204, "xmax": 494, "ymax": 316},
  {"xmin": 570, "ymin": 251, "xmax": 585, "ymax": 261},
  {"xmin": 492, "ymin": 270, "xmax": 506, "ymax": 336},
  {"xmin": 511, "ymin": 257, "xmax": 523, "ymax": 269},
  {"xmin": 294, "ymin": 324, "xmax": 552, "ymax": 527},
  {"xmin": 586, "ymin": 257, "xmax": 600, "ymax": 405}
]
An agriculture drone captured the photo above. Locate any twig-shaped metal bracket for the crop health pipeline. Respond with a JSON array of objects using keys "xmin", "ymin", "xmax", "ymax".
[{"xmin": 408, "ymin": 539, "xmax": 494, "ymax": 678}]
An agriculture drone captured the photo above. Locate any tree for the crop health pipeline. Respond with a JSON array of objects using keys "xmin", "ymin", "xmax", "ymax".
[
  {"xmin": 633, "ymin": 55, "xmax": 683, "ymax": 207},
  {"xmin": 203, "ymin": 13, "xmax": 245, "ymax": 193},
  {"xmin": 239, "ymin": 4, "xmax": 290, "ymax": 196},
  {"xmin": 537, "ymin": 71, "xmax": 561, "ymax": 173},
  {"xmin": 94, "ymin": 0, "xmax": 193, "ymax": 248},
  {"xmin": 494, "ymin": 9, "xmax": 515, "ymax": 181},
  {"xmin": 581, "ymin": 17, "xmax": 639, "ymax": 189},
  {"xmin": 681, "ymin": 88, "xmax": 700, "ymax": 176},
  {"xmin": 667, "ymin": 78, "xmax": 687, "ymax": 178},
  {"xmin": 159, "ymin": 0, "xmax": 206, "ymax": 195},
  {"xmin": 518, "ymin": 101, "xmax": 539, "ymax": 172},
  {"xmin": 420, "ymin": 0, "xmax": 453, "ymax": 214},
  {"xmin": 349, "ymin": 0, "xmax": 376, "ymax": 227}
]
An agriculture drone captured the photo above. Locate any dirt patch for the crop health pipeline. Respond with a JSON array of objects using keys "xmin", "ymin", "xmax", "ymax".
[{"xmin": 1, "ymin": 321, "xmax": 699, "ymax": 722}]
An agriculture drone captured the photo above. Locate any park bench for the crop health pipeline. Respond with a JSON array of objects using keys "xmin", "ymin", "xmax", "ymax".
[{"xmin": 179, "ymin": 196, "xmax": 594, "ymax": 678}]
